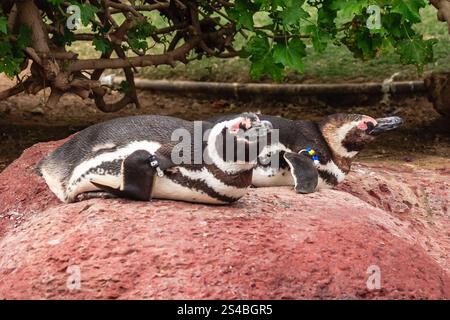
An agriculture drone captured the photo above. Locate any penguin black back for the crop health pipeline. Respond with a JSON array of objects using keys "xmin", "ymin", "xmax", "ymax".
[{"xmin": 37, "ymin": 115, "xmax": 196, "ymax": 184}]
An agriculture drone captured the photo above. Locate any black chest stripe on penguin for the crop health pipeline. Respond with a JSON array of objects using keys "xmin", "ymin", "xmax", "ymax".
[
  {"xmin": 90, "ymin": 150, "xmax": 170, "ymax": 201},
  {"xmin": 90, "ymin": 154, "xmax": 251, "ymax": 204}
]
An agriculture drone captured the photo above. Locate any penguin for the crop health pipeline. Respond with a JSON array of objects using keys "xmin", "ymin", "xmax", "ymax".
[
  {"xmin": 208, "ymin": 113, "xmax": 403, "ymax": 193},
  {"xmin": 36, "ymin": 113, "xmax": 273, "ymax": 204}
]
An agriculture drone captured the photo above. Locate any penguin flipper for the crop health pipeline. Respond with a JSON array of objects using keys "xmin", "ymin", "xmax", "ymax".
[
  {"xmin": 283, "ymin": 152, "xmax": 318, "ymax": 194},
  {"xmin": 88, "ymin": 150, "xmax": 158, "ymax": 201},
  {"xmin": 88, "ymin": 149, "xmax": 175, "ymax": 202},
  {"xmin": 154, "ymin": 144, "xmax": 176, "ymax": 170}
]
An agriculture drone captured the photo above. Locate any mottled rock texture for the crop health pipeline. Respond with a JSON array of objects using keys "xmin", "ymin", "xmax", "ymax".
[{"xmin": 0, "ymin": 141, "xmax": 448, "ymax": 299}]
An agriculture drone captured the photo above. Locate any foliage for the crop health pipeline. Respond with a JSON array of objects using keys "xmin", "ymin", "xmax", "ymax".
[
  {"xmin": 0, "ymin": 0, "xmax": 441, "ymax": 110},
  {"xmin": 239, "ymin": 0, "xmax": 435, "ymax": 79}
]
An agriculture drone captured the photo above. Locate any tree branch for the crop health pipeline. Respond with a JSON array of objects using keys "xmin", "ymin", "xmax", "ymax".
[
  {"xmin": 16, "ymin": 0, "xmax": 50, "ymax": 53},
  {"xmin": 430, "ymin": 0, "xmax": 450, "ymax": 32},
  {"xmin": 109, "ymin": 2, "xmax": 170, "ymax": 14},
  {"xmin": 67, "ymin": 36, "xmax": 201, "ymax": 72},
  {"xmin": 0, "ymin": 78, "xmax": 32, "ymax": 100}
]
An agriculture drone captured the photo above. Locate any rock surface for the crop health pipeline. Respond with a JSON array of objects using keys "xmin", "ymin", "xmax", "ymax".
[{"xmin": 0, "ymin": 141, "xmax": 449, "ymax": 299}]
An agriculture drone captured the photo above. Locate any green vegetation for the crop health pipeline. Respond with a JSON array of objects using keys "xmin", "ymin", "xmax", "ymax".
[
  {"xmin": 1, "ymin": 0, "xmax": 449, "ymax": 111},
  {"xmin": 136, "ymin": 5, "xmax": 450, "ymax": 83},
  {"xmin": 65, "ymin": 3, "xmax": 450, "ymax": 83}
]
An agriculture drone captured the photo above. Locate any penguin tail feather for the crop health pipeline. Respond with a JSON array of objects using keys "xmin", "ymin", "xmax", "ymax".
[{"xmin": 34, "ymin": 158, "xmax": 45, "ymax": 177}]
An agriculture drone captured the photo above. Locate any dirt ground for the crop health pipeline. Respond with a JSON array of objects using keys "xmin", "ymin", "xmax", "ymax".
[{"xmin": 0, "ymin": 75, "xmax": 449, "ymax": 172}]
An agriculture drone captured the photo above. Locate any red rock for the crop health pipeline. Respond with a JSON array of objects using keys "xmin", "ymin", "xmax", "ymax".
[{"xmin": 0, "ymin": 142, "xmax": 449, "ymax": 299}]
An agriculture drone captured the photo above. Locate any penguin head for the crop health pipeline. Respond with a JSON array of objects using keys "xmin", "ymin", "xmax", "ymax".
[
  {"xmin": 207, "ymin": 113, "xmax": 273, "ymax": 173},
  {"xmin": 319, "ymin": 114, "xmax": 403, "ymax": 158},
  {"xmin": 226, "ymin": 113, "xmax": 273, "ymax": 139}
]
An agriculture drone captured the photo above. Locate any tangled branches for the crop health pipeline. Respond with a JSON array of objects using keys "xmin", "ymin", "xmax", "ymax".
[
  {"xmin": 0, "ymin": 0, "xmax": 239, "ymax": 112},
  {"xmin": 0, "ymin": 1, "xmax": 444, "ymax": 112}
]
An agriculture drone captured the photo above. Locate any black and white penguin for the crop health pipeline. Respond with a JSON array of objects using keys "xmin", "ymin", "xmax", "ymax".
[
  {"xmin": 36, "ymin": 113, "xmax": 272, "ymax": 204},
  {"xmin": 209, "ymin": 113, "xmax": 403, "ymax": 193}
]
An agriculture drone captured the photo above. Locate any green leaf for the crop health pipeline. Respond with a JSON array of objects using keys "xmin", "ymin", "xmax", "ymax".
[
  {"xmin": 254, "ymin": 0, "xmax": 272, "ymax": 10},
  {"xmin": 272, "ymin": 37, "xmax": 306, "ymax": 72},
  {"xmin": 243, "ymin": 35, "xmax": 284, "ymax": 81},
  {"xmin": 47, "ymin": 0, "xmax": 65, "ymax": 5},
  {"xmin": 92, "ymin": 37, "xmax": 111, "ymax": 53},
  {"xmin": 391, "ymin": 0, "xmax": 426, "ymax": 23},
  {"xmin": 0, "ymin": 41, "xmax": 12, "ymax": 57},
  {"xmin": 52, "ymin": 27, "xmax": 75, "ymax": 46},
  {"xmin": 305, "ymin": 25, "xmax": 329, "ymax": 53},
  {"xmin": 128, "ymin": 20, "xmax": 155, "ymax": 39},
  {"xmin": 226, "ymin": 0, "xmax": 257, "ymax": 30},
  {"xmin": 127, "ymin": 20, "xmax": 155, "ymax": 53},
  {"xmin": 250, "ymin": 55, "xmax": 284, "ymax": 82},
  {"xmin": 128, "ymin": 38, "xmax": 148, "ymax": 52},
  {"xmin": 317, "ymin": 1, "xmax": 338, "ymax": 33},
  {"xmin": 118, "ymin": 80, "xmax": 131, "ymax": 93},
  {"xmin": 0, "ymin": 54, "xmax": 23, "ymax": 78},
  {"xmin": 16, "ymin": 26, "xmax": 32, "ymax": 49},
  {"xmin": 79, "ymin": 4, "xmax": 99, "ymax": 26},
  {"xmin": 382, "ymin": 13, "xmax": 404, "ymax": 38},
  {"xmin": 0, "ymin": 16, "xmax": 8, "ymax": 34},
  {"xmin": 281, "ymin": 0, "xmax": 309, "ymax": 26},
  {"xmin": 0, "ymin": 0, "xmax": 437, "ymax": 83},
  {"xmin": 332, "ymin": 0, "xmax": 369, "ymax": 22},
  {"xmin": 242, "ymin": 35, "xmax": 270, "ymax": 60},
  {"xmin": 396, "ymin": 37, "xmax": 436, "ymax": 69},
  {"xmin": 356, "ymin": 32, "xmax": 371, "ymax": 56},
  {"xmin": 227, "ymin": 8, "xmax": 254, "ymax": 30}
]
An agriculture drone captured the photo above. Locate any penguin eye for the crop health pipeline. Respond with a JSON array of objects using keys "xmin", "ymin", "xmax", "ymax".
[{"xmin": 365, "ymin": 121, "xmax": 375, "ymax": 132}]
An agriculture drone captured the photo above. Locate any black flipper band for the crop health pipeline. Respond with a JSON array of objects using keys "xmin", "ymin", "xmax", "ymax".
[{"xmin": 283, "ymin": 152, "xmax": 319, "ymax": 194}]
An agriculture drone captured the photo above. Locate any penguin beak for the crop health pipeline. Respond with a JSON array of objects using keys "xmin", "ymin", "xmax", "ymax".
[
  {"xmin": 370, "ymin": 116, "xmax": 403, "ymax": 135},
  {"xmin": 248, "ymin": 120, "xmax": 273, "ymax": 137},
  {"xmin": 260, "ymin": 120, "xmax": 273, "ymax": 131}
]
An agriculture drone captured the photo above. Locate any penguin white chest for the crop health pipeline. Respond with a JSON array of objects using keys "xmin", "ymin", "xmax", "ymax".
[
  {"xmin": 151, "ymin": 176, "xmax": 223, "ymax": 204},
  {"xmin": 152, "ymin": 167, "xmax": 248, "ymax": 204}
]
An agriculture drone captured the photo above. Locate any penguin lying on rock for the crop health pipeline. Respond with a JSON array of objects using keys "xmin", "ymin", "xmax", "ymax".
[
  {"xmin": 37, "ymin": 114, "xmax": 273, "ymax": 204},
  {"xmin": 209, "ymin": 113, "xmax": 403, "ymax": 193}
]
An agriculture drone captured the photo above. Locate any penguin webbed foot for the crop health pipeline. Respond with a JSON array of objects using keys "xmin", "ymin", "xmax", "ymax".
[
  {"xmin": 283, "ymin": 152, "xmax": 319, "ymax": 194},
  {"xmin": 90, "ymin": 181, "xmax": 151, "ymax": 202},
  {"xmin": 75, "ymin": 191, "xmax": 119, "ymax": 202}
]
